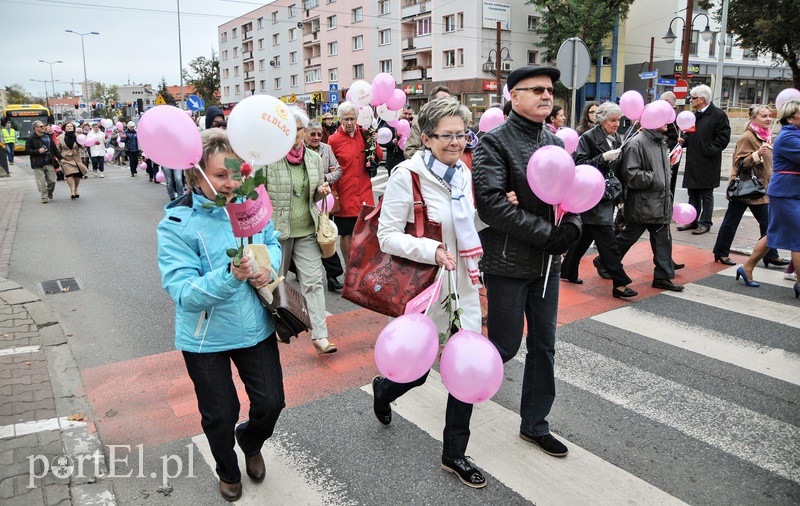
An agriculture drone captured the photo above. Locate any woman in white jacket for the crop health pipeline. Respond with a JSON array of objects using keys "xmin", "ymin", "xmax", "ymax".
[
  {"xmin": 87, "ymin": 123, "xmax": 107, "ymax": 177},
  {"xmin": 371, "ymin": 98, "xmax": 488, "ymax": 489}
]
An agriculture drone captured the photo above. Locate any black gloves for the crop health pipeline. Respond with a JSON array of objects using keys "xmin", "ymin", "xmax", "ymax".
[{"xmin": 544, "ymin": 223, "xmax": 580, "ymax": 255}]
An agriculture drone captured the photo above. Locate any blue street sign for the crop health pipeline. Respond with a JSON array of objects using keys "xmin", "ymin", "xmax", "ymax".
[
  {"xmin": 639, "ymin": 71, "xmax": 658, "ymax": 79},
  {"xmin": 657, "ymin": 78, "xmax": 677, "ymax": 86},
  {"xmin": 186, "ymin": 95, "xmax": 203, "ymax": 111},
  {"xmin": 330, "ymin": 91, "xmax": 339, "ymax": 105},
  {"xmin": 329, "ymin": 84, "xmax": 338, "ymax": 92},
  {"xmin": 321, "ymin": 103, "xmax": 331, "ymax": 113},
  {"xmin": 97, "ymin": 103, "xmax": 103, "ymax": 109},
  {"xmin": 79, "ymin": 103, "xmax": 86, "ymax": 109}
]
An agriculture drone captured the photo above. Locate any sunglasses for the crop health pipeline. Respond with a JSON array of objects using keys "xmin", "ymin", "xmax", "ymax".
[
  {"xmin": 514, "ymin": 86, "xmax": 554, "ymax": 95},
  {"xmin": 308, "ymin": 132, "xmax": 323, "ymax": 137}
]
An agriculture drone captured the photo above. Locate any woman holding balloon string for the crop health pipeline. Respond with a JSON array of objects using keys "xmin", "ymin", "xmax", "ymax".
[{"xmin": 56, "ymin": 122, "xmax": 88, "ymax": 199}]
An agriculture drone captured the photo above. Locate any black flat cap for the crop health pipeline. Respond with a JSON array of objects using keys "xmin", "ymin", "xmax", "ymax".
[{"xmin": 507, "ymin": 66, "xmax": 560, "ymax": 91}]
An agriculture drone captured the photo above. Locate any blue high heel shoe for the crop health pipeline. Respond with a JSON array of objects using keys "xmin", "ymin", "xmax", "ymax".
[
  {"xmin": 736, "ymin": 266, "xmax": 760, "ymax": 287},
  {"xmin": 794, "ymin": 283, "xmax": 799, "ymax": 299}
]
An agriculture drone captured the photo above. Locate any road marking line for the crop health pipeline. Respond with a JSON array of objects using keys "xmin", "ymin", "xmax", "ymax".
[
  {"xmin": 0, "ymin": 416, "xmax": 88, "ymax": 439},
  {"xmin": 0, "ymin": 345, "xmax": 41, "ymax": 356},
  {"xmin": 592, "ymin": 306, "xmax": 800, "ymax": 385},
  {"xmin": 716, "ymin": 265, "xmax": 795, "ymax": 288},
  {"xmin": 661, "ymin": 283, "xmax": 800, "ymax": 328},
  {"xmin": 361, "ymin": 371, "xmax": 685, "ymax": 505},
  {"xmin": 541, "ymin": 341, "xmax": 800, "ymax": 484}
]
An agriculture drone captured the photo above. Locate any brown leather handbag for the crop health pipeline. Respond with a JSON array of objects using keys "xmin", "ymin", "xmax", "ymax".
[
  {"xmin": 342, "ymin": 172, "xmax": 442, "ymax": 317},
  {"xmin": 256, "ymin": 281, "xmax": 313, "ymax": 343}
]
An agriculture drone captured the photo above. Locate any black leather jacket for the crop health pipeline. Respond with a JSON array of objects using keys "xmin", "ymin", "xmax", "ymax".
[
  {"xmin": 575, "ymin": 126, "xmax": 622, "ymax": 226},
  {"xmin": 25, "ymin": 134, "xmax": 60, "ymax": 169},
  {"xmin": 474, "ymin": 111, "xmax": 581, "ymax": 279}
]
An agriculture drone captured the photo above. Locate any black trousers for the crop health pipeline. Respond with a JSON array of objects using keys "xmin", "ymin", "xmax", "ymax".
[
  {"xmin": 687, "ymin": 188, "xmax": 714, "ymax": 229},
  {"xmin": 713, "ymin": 201, "xmax": 779, "ymax": 260},
  {"xmin": 183, "ymin": 336, "xmax": 285, "ymax": 484},
  {"xmin": 90, "ymin": 156, "xmax": 104, "ymax": 173},
  {"xmin": 617, "ymin": 223, "xmax": 674, "ymax": 280},
  {"xmin": 375, "ymin": 371, "xmax": 473, "ymax": 459},
  {"xmin": 562, "ymin": 224, "xmax": 633, "ymax": 287},
  {"xmin": 128, "ymin": 151, "xmax": 139, "ymax": 175},
  {"xmin": 669, "ymin": 163, "xmax": 679, "ymax": 197},
  {"xmin": 322, "ymin": 253, "xmax": 344, "ymax": 280}
]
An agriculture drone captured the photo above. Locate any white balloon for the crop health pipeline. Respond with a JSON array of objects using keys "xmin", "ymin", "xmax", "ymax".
[
  {"xmin": 376, "ymin": 104, "xmax": 402, "ymax": 122},
  {"xmin": 349, "ymin": 80, "xmax": 373, "ymax": 107},
  {"xmin": 227, "ymin": 95, "xmax": 297, "ymax": 165},
  {"xmin": 357, "ymin": 105, "xmax": 374, "ymax": 129}
]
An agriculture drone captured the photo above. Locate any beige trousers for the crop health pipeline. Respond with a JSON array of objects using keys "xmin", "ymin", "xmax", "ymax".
[
  {"xmin": 33, "ymin": 166, "xmax": 57, "ymax": 200},
  {"xmin": 279, "ymin": 234, "xmax": 329, "ymax": 340}
]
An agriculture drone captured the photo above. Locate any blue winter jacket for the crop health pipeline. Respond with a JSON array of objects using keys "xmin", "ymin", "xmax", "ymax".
[{"xmin": 157, "ymin": 192, "xmax": 282, "ymax": 353}]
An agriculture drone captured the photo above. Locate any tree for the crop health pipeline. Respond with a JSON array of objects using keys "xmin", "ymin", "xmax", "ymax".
[
  {"xmin": 157, "ymin": 77, "xmax": 177, "ymax": 106},
  {"xmin": 4, "ymin": 84, "xmax": 36, "ymax": 104},
  {"xmin": 527, "ymin": 0, "xmax": 637, "ymax": 61},
  {"xmin": 183, "ymin": 52, "xmax": 220, "ymax": 107},
  {"xmin": 92, "ymin": 83, "xmax": 120, "ymax": 105},
  {"xmin": 721, "ymin": 0, "xmax": 800, "ymax": 89}
]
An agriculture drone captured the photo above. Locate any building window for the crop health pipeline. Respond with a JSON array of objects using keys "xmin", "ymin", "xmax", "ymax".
[
  {"xmin": 329, "ymin": 41, "xmax": 338, "ymax": 55},
  {"xmin": 257, "ymin": 17, "xmax": 264, "ymax": 29},
  {"xmin": 232, "ymin": 28, "xmax": 238, "ymax": 38},
  {"xmin": 224, "ymin": 85, "xmax": 230, "ymax": 96},
  {"xmin": 274, "ymin": 77, "xmax": 281, "ymax": 89},
  {"xmin": 328, "ymin": 15, "xmax": 337, "ymax": 29},
  {"xmin": 380, "ymin": 59, "xmax": 392, "ymax": 73},
  {"xmin": 304, "ymin": 0, "xmax": 319, "ymax": 9},
  {"xmin": 305, "ymin": 69, "xmax": 322, "ymax": 83},
  {"xmin": 290, "ymin": 51, "xmax": 298, "ymax": 64},
  {"xmin": 288, "ymin": 4, "xmax": 296, "ymax": 17},
  {"xmin": 221, "ymin": 50, "xmax": 228, "ymax": 61},
  {"xmin": 260, "ymin": 80, "xmax": 266, "ymax": 91},
  {"xmin": 353, "ymin": 35, "xmax": 363, "ymax": 51},
  {"xmin": 289, "ymin": 28, "xmax": 296, "ymax": 41},
  {"xmin": 258, "ymin": 60, "xmax": 265, "ymax": 71},
  {"xmin": 443, "ymin": 50, "xmax": 455, "ymax": 67},
  {"xmin": 379, "ymin": 0, "xmax": 390, "ymax": 15},
  {"xmin": 235, "ymin": 84, "xmax": 241, "ymax": 95},
  {"xmin": 220, "ymin": 32, "xmax": 227, "ymax": 42},
  {"xmin": 272, "ymin": 33, "xmax": 280, "ymax": 45},
  {"xmin": 379, "ymin": 29, "xmax": 391, "ymax": 45},
  {"xmin": 291, "ymin": 74, "xmax": 298, "ymax": 87},
  {"xmin": 457, "ymin": 48, "xmax": 464, "ymax": 65},
  {"xmin": 527, "ymin": 50, "xmax": 539, "ymax": 65},
  {"xmin": 352, "ymin": 7, "xmax": 363, "ymax": 22},
  {"xmin": 271, "ymin": 11, "xmax": 278, "ymax": 23},
  {"xmin": 223, "ymin": 68, "xmax": 230, "ymax": 78},
  {"xmin": 742, "ymin": 46, "xmax": 758, "ymax": 60},
  {"xmin": 233, "ymin": 47, "xmax": 238, "ymax": 57},
  {"xmin": 443, "ymin": 15, "xmax": 455, "ymax": 33},
  {"xmin": 688, "ymin": 30, "xmax": 700, "ymax": 56},
  {"xmin": 725, "ymin": 34, "xmax": 733, "ymax": 58},
  {"xmin": 329, "ymin": 67, "xmax": 338, "ymax": 82},
  {"xmin": 457, "ymin": 12, "xmax": 464, "ymax": 29},
  {"xmin": 417, "ymin": 18, "xmax": 431, "ymax": 36},
  {"xmin": 353, "ymin": 64, "xmax": 364, "ymax": 79},
  {"xmin": 528, "ymin": 16, "xmax": 539, "ymax": 31},
  {"xmin": 258, "ymin": 38, "xmax": 264, "ymax": 50},
  {"xmin": 273, "ymin": 55, "xmax": 281, "ymax": 67},
  {"xmin": 234, "ymin": 65, "xmax": 240, "ymax": 77},
  {"xmin": 601, "ymin": 51, "xmax": 613, "ymax": 66}
]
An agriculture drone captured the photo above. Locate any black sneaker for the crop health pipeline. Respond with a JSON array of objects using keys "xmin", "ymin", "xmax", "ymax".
[
  {"xmin": 441, "ymin": 455, "xmax": 487, "ymax": 489},
  {"xmin": 372, "ymin": 376, "xmax": 391, "ymax": 425},
  {"xmin": 520, "ymin": 432, "xmax": 568, "ymax": 457}
]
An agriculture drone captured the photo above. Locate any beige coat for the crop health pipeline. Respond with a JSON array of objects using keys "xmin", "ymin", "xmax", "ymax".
[
  {"xmin": 56, "ymin": 134, "xmax": 88, "ymax": 177},
  {"xmin": 729, "ymin": 127, "xmax": 772, "ymax": 205}
]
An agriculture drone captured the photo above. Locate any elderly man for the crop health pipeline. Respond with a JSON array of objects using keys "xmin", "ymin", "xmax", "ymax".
[
  {"xmin": 678, "ymin": 84, "xmax": 731, "ymax": 235},
  {"xmin": 25, "ymin": 121, "xmax": 60, "ymax": 204},
  {"xmin": 404, "ymin": 86, "xmax": 452, "ymax": 158},
  {"xmin": 474, "ymin": 66, "xmax": 581, "ymax": 457}
]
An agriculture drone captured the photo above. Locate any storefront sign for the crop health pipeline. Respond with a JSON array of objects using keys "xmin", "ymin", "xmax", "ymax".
[
  {"xmin": 673, "ymin": 63, "xmax": 700, "ymax": 75},
  {"xmin": 402, "ymin": 84, "xmax": 425, "ymax": 95},
  {"xmin": 483, "ymin": 81, "xmax": 499, "ymax": 91},
  {"xmin": 483, "ymin": 1, "xmax": 511, "ymax": 30}
]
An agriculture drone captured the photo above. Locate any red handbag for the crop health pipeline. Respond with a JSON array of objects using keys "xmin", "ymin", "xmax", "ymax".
[{"xmin": 343, "ymin": 172, "xmax": 442, "ymax": 317}]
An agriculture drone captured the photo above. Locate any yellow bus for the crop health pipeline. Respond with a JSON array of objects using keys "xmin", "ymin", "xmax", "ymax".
[{"xmin": 3, "ymin": 104, "xmax": 53, "ymax": 152}]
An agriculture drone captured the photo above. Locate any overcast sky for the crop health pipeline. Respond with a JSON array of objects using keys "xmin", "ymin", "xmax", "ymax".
[{"xmin": 2, "ymin": 0, "xmax": 267, "ymax": 98}]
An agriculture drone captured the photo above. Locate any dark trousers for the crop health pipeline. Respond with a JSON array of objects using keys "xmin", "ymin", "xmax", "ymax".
[
  {"xmin": 562, "ymin": 224, "xmax": 633, "ymax": 287},
  {"xmin": 183, "ymin": 336, "xmax": 285, "ymax": 484},
  {"xmin": 0, "ymin": 145, "xmax": 8, "ymax": 174},
  {"xmin": 128, "ymin": 151, "xmax": 139, "ymax": 175},
  {"xmin": 6, "ymin": 143, "xmax": 14, "ymax": 163},
  {"xmin": 322, "ymin": 253, "xmax": 344, "ymax": 280},
  {"xmin": 713, "ymin": 201, "xmax": 779, "ymax": 260},
  {"xmin": 484, "ymin": 272, "xmax": 559, "ymax": 437},
  {"xmin": 375, "ymin": 371, "xmax": 473, "ymax": 458},
  {"xmin": 669, "ymin": 163, "xmax": 679, "ymax": 197},
  {"xmin": 687, "ymin": 188, "xmax": 714, "ymax": 229},
  {"xmin": 617, "ymin": 223, "xmax": 674, "ymax": 280},
  {"xmin": 90, "ymin": 156, "xmax": 105, "ymax": 173}
]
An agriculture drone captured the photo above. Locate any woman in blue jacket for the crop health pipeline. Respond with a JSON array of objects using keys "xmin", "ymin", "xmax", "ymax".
[{"xmin": 157, "ymin": 129, "xmax": 283, "ymax": 502}]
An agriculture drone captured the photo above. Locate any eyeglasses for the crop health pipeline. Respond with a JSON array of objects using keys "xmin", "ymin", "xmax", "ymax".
[
  {"xmin": 430, "ymin": 133, "xmax": 467, "ymax": 142},
  {"xmin": 308, "ymin": 132, "xmax": 323, "ymax": 137},
  {"xmin": 211, "ymin": 121, "xmax": 226, "ymax": 127},
  {"xmin": 690, "ymin": 96, "xmax": 701, "ymax": 100},
  {"xmin": 514, "ymin": 86, "xmax": 554, "ymax": 95}
]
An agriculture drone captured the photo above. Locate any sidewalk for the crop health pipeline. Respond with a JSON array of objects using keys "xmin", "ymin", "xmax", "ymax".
[{"xmin": 0, "ymin": 279, "xmax": 116, "ymax": 505}]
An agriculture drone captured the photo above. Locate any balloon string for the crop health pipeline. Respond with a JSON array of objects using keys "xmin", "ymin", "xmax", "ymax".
[
  {"xmin": 423, "ymin": 267, "xmax": 446, "ymax": 316},
  {"xmin": 194, "ymin": 162, "xmax": 231, "ymax": 221},
  {"xmin": 540, "ymin": 204, "xmax": 563, "ymax": 299},
  {"xmin": 619, "ymin": 128, "xmax": 642, "ymax": 150}
]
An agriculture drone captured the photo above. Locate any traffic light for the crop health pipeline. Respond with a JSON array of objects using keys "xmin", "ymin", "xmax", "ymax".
[
  {"xmin": 92, "ymin": 102, "xmax": 97, "ymax": 109},
  {"xmin": 74, "ymin": 104, "xmax": 79, "ymax": 110},
  {"xmin": 128, "ymin": 102, "xmax": 133, "ymax": 107}
]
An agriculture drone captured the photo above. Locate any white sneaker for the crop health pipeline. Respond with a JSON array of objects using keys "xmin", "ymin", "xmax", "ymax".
[
  {"xmin": 785, "ymin": 272, "xmax": 797, "ymax": 281},
  {"xmin": 100, "ymin": 173, "xmax": 105, "ymax": 178},
  {"xmin": 312, "ymin": 338, "xmax": 337, "ymax": 354}
]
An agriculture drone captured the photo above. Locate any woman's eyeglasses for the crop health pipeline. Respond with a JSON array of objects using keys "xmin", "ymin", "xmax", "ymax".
[{"xmin": 430, "ymin": 133, "xmax": 467, "ymax": 142}]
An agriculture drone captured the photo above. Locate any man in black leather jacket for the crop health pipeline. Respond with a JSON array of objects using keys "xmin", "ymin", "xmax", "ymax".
[
  {"xmin": 473, "ymin": 66, "xmax": 581, "ymax": 458},
  {"xmin": 25, "ymin": 121, "xmax": 60, "ymax": 203}
]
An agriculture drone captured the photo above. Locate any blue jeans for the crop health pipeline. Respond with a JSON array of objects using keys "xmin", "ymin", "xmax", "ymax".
[
  {"xmin": 182, "ymin": 336, "xmax": 285, "ymax": 484},
  {"xmin": 484, "ymin": 271, "xmax": 559, "ymax": 437},
  {"xmin": 163, "ymin": 168, "xmax": 185, "ymax": 200},
  {"xmin": 5, "ymin": 143, "xmax": 14, "ymax": 164}
]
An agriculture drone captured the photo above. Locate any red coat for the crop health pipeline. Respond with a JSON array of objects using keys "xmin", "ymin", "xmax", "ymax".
[{"xmin": 328, "ymin": 125, "xmax": 383, "ymax": 217}]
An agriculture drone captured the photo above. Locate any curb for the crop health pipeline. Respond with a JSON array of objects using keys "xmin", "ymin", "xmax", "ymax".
[{"xmin": 0, "ymin": 277, "xmax": 117, "ymax": 505}]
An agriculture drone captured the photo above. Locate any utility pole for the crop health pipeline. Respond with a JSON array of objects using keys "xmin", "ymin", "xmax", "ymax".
[
  {"xmin": 713, "ymin": 0, "xmax": 728, "ymax": 107},
  {"xmin": 496, "ymin": 21, "xmax": 502, "ymax": 104},
  {"xmin": 680, "ymin": 0, "xmax": 694, "ymax": 83},
  {"xmin": 647, "ymin": 37, "xmax": 655, "ymax": 103},
  {"xmin": 65, "ymin": 30, "xmax": 99, "ymax": 105},
  {"xmin": 177, "ymin": 0, "xmax": 185, "ymax": 108}
]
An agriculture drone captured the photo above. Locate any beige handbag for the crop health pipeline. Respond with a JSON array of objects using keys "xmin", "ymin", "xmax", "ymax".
[{"xmin": 316, "ymin": 198, "xmax": 338, "ymax": 258}]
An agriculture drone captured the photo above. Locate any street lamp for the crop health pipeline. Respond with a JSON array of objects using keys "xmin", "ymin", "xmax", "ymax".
[
  {"xmin": 663, "ymin": 14, "xmax": 713, "ymax": 44},
  {"xmin": 30, "ymin": 79, "xmax": 50, "ymax": 107},
  {"xmin": 662, "ymin": 6, "xmax": 714, "ymax": 108},
  {"xmin": 484, "ymin": 47, "xmax": 513, "ymax": 104},
  {"xmin": 38, "ymin": 60, "xmax": 63, "ymax": 105},
  {"xmin": 65, "ymin": 29, "xmax": 99, "ymax": 104}
]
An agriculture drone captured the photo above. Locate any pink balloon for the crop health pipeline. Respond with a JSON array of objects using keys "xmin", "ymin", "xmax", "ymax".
[
  {"xmin": 479, "ymin": 108, "xmax": 504, "ymax": 133},
  {"xmin": 395, "ymin": 119, "xmax": 411, "ymax": 136},
  {"xmin": 526, "ymin": 145, "xmax": 576, "ymax": 205},
  {"xmin": 137, "ymin": 105, "xmax": 202, "ymax": 170},
  {"xmin": 560, "ymin": 164, "xmax": 606, "ymax": 214},
  {"xmin": 115, "ymin": 121, "xmax": 124, "ymax": 130},
  {"xmin": 673, "ymin": 203, "xmax": 697, "ymax": 225},
  {"xmin": 316, "ymin": 193, "xmax": 335, "ymax": 213},
  {"xmin": 76, "ymin": 134, "xmax": 87, "ymax": 146},
  {"xmin": 385, "ymin": 89, "xmax": 407, "ymax": 111},
  {"xmin": 775, "ymin": 88, "xmax": 800, "ymax": 110},
  {"xmin": 138, "ymin": 161, "xmax": 147, "ymax": 170},
  {"xmin": 640, "ymin": 102, "xmax": 671, "ymax": 130},
  {"xmin": 387, "ymin": 119, "xmax": 400, "ymax": 128},
  {"xmin": 398, "ymin": 137, "xmax": 407, "ymax": 151},
  {"xmin": 155, "ymin": 170, "xmax": 166, "ymax": 183},
  {"xmin": 664, "ymin": 103, "xmax": 677, "ymax": 124},
  {"xmin": 503, "ymin": 84, "xmax": 511, "ymax": 101},
  {"xmin": 374, "ymin": 314, "xmax": 439, "ymax": 383},
  {"xmin": 371, "ymin": 73, "xmax": 396, "ymax": 104},
  {"xmin": 620, "ymin": 90, "xmax": 645, "ymax": 120},
  {"xmin": 376, "ymin": 127, "xmax": 393, "ymax": 144},
  {"xmin": 440, "ymin": 330, "xmax": 504, "ymax": 404},
  {"xmin": 555, "ymin": 128, "xmax": 580, "ymax": 154},
  {"xmin": 84, "ymin": 137, "xmax": 97, "ymax": 147},
  {"xmin": 676, "ymin": 111, "xmax": 696, "ymax": 131}
]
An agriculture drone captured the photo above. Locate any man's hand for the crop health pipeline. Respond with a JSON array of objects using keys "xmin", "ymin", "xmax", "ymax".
[
  {"xmin": 38, "ymin": 147, "xmax": 46, "ymax": 154},
  {"xmin": 506, "ymin": 191, "xmax": 518, "ymax": 206},
  {"xmin": 231, "ymin": 256, "xmax": 252, "ymax": 282},
  {"xmin": 544, "ymin": 223, "xmax": 580, "ymax": 255}
]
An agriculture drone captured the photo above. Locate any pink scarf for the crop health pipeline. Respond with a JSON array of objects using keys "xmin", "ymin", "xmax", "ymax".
[
  {"xmin": 286, "ymin": 143, "xmax": 305, "ymax": 164},
  {"xmin": 749, "ymin": 122, "xmax": 772, "ymax": 144}
]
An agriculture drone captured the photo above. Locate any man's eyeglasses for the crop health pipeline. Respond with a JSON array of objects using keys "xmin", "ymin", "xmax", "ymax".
[
  {"xmin": 690, "ymin": 96, "xmax": 701, "ymax": 100},
  {"xmin": 211, "ymin": 121, "xmax": 226, "ymax": 128},
  {"xmin": 514, "ymin": 86, "xmax": 554, "ymax": 95},
  {"xmin": 430, "ymin": 133, "xmax": 467, "ymax": 142}
]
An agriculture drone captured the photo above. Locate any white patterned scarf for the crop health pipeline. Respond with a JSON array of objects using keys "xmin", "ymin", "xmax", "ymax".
[{"xmin": 424, "ymin": 151, "xmax": 483, "ymax": 285}]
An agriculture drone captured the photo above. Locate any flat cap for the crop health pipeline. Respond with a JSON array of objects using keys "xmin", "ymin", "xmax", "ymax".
[
  {"xmin": 321, "ymin": 113, "xmax": 333, "ymax": 119},
  {"xmin": 507, "ymin": 66, "xmax": 560, "ymax": 91}
]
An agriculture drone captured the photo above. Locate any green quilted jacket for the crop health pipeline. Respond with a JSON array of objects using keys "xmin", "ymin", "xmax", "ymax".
[{"xmin": 266, "ymin": 148, "xmax": 325, "ymax": 238}]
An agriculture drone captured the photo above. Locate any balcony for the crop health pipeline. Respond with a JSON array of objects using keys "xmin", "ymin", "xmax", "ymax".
[
  {"xmin": 242, "ymin": 30, "xmax": 253, "ymax": 42},
  {"xmin": 402, "ymin": 68, "xmax": 422, "ymax": 80},
  {"xmin": 303, "ymin": 30, "xmax": 320, "ymax": 45},
  {"xmin": 401, "ymin": 1, "xmax": 430, "ymax": 19},
  {"xmin": 306, "ymin": 55, "xmax": 321, "ymax": 67},
  {"xmin": 243, "ymin": 51, "xmax": 253, "ymax": 61},
  {"xmin": 402, "ymin": 37, "xmax": 415, "ymax": 50},
  {"xmin": 244, "ymin": 71, "xmax": 254, "ymax": 81},
  {"xmin": 413, "ymin": 34, "xmax": 431, "ymax": 49}
]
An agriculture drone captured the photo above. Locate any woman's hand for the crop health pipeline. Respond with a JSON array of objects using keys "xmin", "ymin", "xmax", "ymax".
[
  {"xmin": 435, "ymin": 246, "xmax": 456, "ymax": 271},
  {"xmin": 317, "ymin": 182, "xmax": 331, "ymax": 195},
  {"xmin": 248, "ymin": 266, "xmax": 272, "ymax": 289},
  {"xmin": 757, "ymin": 144, "xmax": 769, "ymax": 157},
  {"xmin": 231, "ymin": 256, "xmax": 252, "ymax": 282},
  {"xmin": 506, "ymin": 191, "xmax": 518, "ymax": 206}
]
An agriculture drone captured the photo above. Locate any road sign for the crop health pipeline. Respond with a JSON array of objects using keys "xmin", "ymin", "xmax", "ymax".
[
  {"xmin": 321, "ymin": 103, "xmax": 331, "ymax": 113},
  {"xmin": 79, "ymin": 103, "xmax": 86, "ymax": 109},
  {"xmin": 639, "ymin": 71, "xmax": 658, "ymax": 79},
  {"xmin": 657, "ymin": 78, "xmax": 677, "ymax": 86},
  {"xmin": 155, "ymin": 94, "xmax": 167, "ymax": 105},
  {"xmin": 289, "ymin": 93, "xmax": 297, "ymax": 103},
  {"xmin": 556, "ymin": 37, "xmax": 591, "ymax": 128},
  {"xmin": 676, "ymin": 99, "xmax": 686, "ymax": 106},
  {"xmin": 186, "ymin": 95, "xmax": 203, "ymax": 111},
  {"xmin": 330, "ymin": 91, "xmax": 339, "ymax": 105},
  {"xmin": 329, "ymin": 84, "xmax": 338, "ymax": 92},
  {"xmin": 674, "ymin": 79, "xmax": 689, "ymax": 99}
]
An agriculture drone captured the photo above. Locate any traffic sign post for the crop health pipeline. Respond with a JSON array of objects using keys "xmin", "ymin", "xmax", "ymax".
[
  {"xmin": 330, "ymin": 91, "xmax": 339, "ymax": 105},
  {"xmin": 155, "ymin": 94, "xmax": 167, "ymax": 106},
  {"xmin": 186, "ymin": 94, "xmax": 203, "ymax": 111},
  {"xmin": 556, "ymin": 37, "xmax": 591, "ymax": 129},
  {"xmin": 657, "ymin": 78, "xmax": 677, "ymax": 86},
  {"xmin": 321, "ymin": 103, "xmax": 331, "ymax": 113},
  {"xmin": 674, "ymin": 79, "xmax": 689, "ymax": 99},
  {"xmin": 329, "ymin": 84, "xmax": 338, "ymax": 92},
  {"xmin": 639, "ymin": 71, "xmax": 658, "ymax": 79}
]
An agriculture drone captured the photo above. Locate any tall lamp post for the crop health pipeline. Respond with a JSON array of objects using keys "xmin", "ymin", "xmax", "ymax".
[
  {"xmin": 38, "ymin": 60, "xmax": 63, "ymax": 106},
  {"xmin": 64, "ymin": 30, "xmax": 99, "ymax": 105},
  {"xmin": 30, "ymin": 79, "xmax": 50, "ymax": 108},
  {"xmin": 663, "ymin": 10, "xmax": 713, "ymax": 107},
  {"xmin": 484, "ymin": 46, "xmax": 513, "ymax": 104}
]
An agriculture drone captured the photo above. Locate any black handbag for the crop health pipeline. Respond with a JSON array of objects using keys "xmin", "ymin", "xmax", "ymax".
[
  {"xmin": 603, "ymin": 171, "xmax": 623, "ymax": 202},
  {"xmin": 256, "ymin": 281, "xmax": 312, "ymax": 344},
  {"xmin": 727, "ymin": 161, "xmax": 766, "ymax": 201}
]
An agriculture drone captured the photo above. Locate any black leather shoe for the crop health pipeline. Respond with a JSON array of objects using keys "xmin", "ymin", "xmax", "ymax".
[
  {"xmin": 372, "ymin": 376, "xmax": 392, "ymax": 425},
  {"xmin": 560, "ymin": 276, "xmax": 583, "ymax": 284},
  {"xmin": 612, "ymin": 287, "xmax": 638, "ymax": 298},
  {"xmin": 692, "ymin": 226, "xmax": 710, "ymax": 235},
  {"xmin": 593, "ymin": 257, "xmax": 612, "ymax": 280},
  {"xmin": 219, "ymin": 481, "xmax": 242, "ymax": 502},
  {"xmin": 714, "ymin": 255, "xmax": 736, "ymax": 266},
  {"xmin": 441, "ymin": 455, "xmax": 487, "ymax": 488},
  {"xmin": 676, "ymin": 224, "xmax": 697, "ymax": 231},
  {"xmin": 244, "ymin": 452, "xmax": 265, "ymax": 483},
  {"xmin": 652, "ymin": 279, "xmax": 684, "ymax": 291},
  {"xmin": 673, "ymin": 262, "xmax": 685, "ymax": 270},
  {"xmin": 519, "ymin": 432, "xmax": 568, "ymax": 457},
  {"xmin": 327, "ymin": 277, "xmax": 343, "ymax": 292},
  {"xmin": 763, "ymin": 257, "xmax": 790, "ymax": 268}
]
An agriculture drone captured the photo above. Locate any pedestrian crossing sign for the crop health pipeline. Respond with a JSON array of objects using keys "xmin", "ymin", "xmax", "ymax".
[{"xmin": 155, "ymin": 94, "xmax": 167, "ymax": 105}]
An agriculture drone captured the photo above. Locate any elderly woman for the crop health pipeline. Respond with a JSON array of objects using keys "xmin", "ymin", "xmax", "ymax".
[
  {"xmin": 562, "ymin": 102, "xmax": 637, "ymax": 298},
  {"xmin": 738, "ymin": 100, "xmax": 800, "ymax": 298},
  {"xmin": 372, "ymin": 98, "xmax": 488, "ymax": 489},
  {"xmin": 327, "ymin": 101, "xmax": 382, "ymax": 265},
  {"xmin": 713, "ymin": 105, "xmax": 786, "ymax": 267},
  {"xmin": 158, "ymin": 129, "xmax": 284, "ymax": 502},
  {"xmin": 56, "ymin": 122, "xmax": 88, "ymax": 199},
  {"xmin": 265, "ymin": 108, "xmax": 336, "ymax": 354},
  {"xmin": 545, "ymin": 105, "xmax": 566, "ymax": 134},
  {"xmin": 87, "ymin": 123, "xmax": 107, "ymax": 178},
  {"xmin": 577, "ymin": 101, "xmax": 599, "ymax": 135}
]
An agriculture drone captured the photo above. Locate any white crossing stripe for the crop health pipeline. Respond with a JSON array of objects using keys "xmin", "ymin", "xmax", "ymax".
[
  {"xmin": 543, "ymin": 342, "xmax": 800, "ymax": 484},
  {"xmin": 661, "ymin": 283, "xmax": 800, "ymax": 328},
  {"xmin": 361, "ymin": 371, "xmax": 685, "ymax": 505},
  {"xmin": 0, "ymin": 345, "xmax": 41, "ymax": 356},
  {"xmin": 0, "ymin": 416, "xmax": 88, "ymax": 439},
  {"xmin": 716, "ymin": 265, "xmax": 796, "ymax": 288},
  {"xmin": 591, "ymin": 306, "xmax": 800, "ymax": 385}
]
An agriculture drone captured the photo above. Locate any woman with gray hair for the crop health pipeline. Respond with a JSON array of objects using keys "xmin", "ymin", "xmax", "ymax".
[
  {"xmin": 371, "ymin": 97, "xmax": 488, "ymax": 489},
  {"xmin": 264, "ymin": 107, "xmax": 337, "ymax": 354},
  {"xmin": 562, "ymin": 101, "xmax": 637, "ymax": 298}
]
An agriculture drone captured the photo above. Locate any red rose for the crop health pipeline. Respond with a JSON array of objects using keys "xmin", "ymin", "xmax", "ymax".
[{"xmin": 240, "ymin": 162, "xmax": 252, "ymax": 177}]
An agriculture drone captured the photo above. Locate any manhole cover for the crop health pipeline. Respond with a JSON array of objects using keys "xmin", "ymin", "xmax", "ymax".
[{"xmin": 37, "ymin": 277, "xmax": 84, "ymax": 295}]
